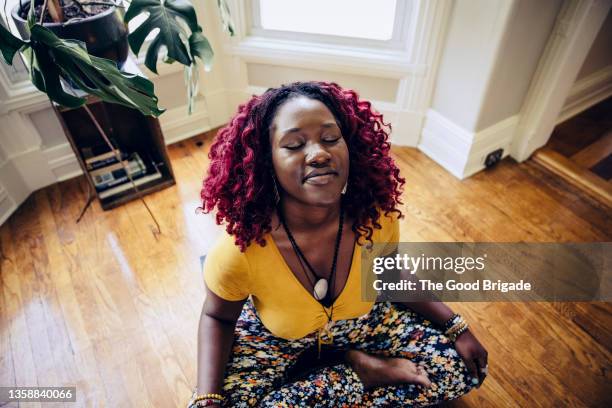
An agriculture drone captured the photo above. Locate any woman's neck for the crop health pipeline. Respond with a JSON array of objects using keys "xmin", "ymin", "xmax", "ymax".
[{"xmin": 278, "ymin": 197, "xmax": 341, "ymax": 233}]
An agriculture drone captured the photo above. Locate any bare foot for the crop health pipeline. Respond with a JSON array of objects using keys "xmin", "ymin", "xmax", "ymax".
[{"xmin": 345, "ymin": 349, "xmax": 432, "ymax": 390}]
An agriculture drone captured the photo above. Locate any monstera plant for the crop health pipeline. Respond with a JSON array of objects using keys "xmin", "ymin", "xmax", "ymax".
[
  {"xmin": 0, "ymin": 0, "xmax": 234, "ymax": 229},
  {"xmin": 1, "ymin": 0, "xmax": 234, "ymax": 114}
]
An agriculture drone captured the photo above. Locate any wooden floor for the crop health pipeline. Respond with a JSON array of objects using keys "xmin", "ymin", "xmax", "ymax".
[{"xmin": 1, "ymin": 130, "xmax": 611, "ymax": 407}]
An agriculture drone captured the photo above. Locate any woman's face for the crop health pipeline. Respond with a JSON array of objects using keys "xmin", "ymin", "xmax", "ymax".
[{"xmin": 269, "ymin": 96, "xmax": 349, "ymax": 207}]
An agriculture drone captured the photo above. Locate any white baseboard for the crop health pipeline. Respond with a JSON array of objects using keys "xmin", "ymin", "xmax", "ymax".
[
  {"xmin": 419, "ymin": 110, "xmax": 518, "ymax": 179},
  {"xmin": 557, "ymin": 65, "xmax": 612, "ymax": 125}
]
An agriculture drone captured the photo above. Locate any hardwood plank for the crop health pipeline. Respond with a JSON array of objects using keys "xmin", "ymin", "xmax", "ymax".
[{"xmin": 571, "ymin": 130, "xmax": 612, "ymax": 169}]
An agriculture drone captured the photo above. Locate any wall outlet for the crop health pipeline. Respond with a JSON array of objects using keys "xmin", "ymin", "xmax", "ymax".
[{"xmin": 484, "ymin": 148, "xmax": 503, "ymax": 168}]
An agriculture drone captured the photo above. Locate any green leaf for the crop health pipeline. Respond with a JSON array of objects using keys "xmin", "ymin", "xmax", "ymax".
[
  {"xmin": 217, "ymin": 0, "xmax": 235, "ymax": 36},
  {"xmin": 29, "ymin": 25, "xmax": 164, "ymax": 116},
  {"xmin": 124, "ymin": 0, "xmax": 202, "ymax": 74},
  {"xmin": 189, "ymin": 29, "xmax": 213, "ymax": 71},
  {"xmin": 0, "ymin": 23, "xmax": 27, "ymax": 65},
  {"xmin": 30, "ymin": 43, "xmax": 86, "ymax": 108}
]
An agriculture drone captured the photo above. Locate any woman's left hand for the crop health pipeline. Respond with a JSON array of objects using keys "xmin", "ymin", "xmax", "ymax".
[{"xmin": 454, "ymin": 329, "xmax": 488, "ymax": 387}]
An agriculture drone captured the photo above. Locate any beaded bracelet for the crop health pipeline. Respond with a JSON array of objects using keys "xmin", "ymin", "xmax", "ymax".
[
  {"xmin": 194, "ymin": 393, "xmax": 224, "ymax": 403},
  {"xmin": 444, "ymin": 314, "xmax": 469, "ymax": 342},
  {"xmin": 443, "ymin": 313, "xmax": 461, "ymax": 332},
  {"xmin": 193, "ymin": 399, "xmax": 222, "ymax": 407},
  {"xmin": 188, "ymin": 389, "xmax": 224, "ymax": 408}
]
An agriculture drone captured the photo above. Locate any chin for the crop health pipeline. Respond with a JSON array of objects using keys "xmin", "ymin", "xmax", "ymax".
[{"xmin": 301, "ymin": 191, "xmax": 343, "ymax": 207}]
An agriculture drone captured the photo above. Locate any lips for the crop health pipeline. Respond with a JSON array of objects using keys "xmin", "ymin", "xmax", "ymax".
[{"xmin": 303, "ymin": 170, "xmax": 338, "ymax": 182}]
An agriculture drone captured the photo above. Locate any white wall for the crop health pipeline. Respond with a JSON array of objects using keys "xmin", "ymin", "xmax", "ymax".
[
  {"xmin": 477, "ymin": 0, "xmax": 563, "ymax": 130},
  {"xmin": 576, "ymin": 9, "xmax": 612, "ymax": 80},
  {"xmin": 556, "ymin": 8, "xmax": 612, "ymax": 124},
  {"xmin": 430, "ymin": 0, "xmax": 514, "ymax": 131}
]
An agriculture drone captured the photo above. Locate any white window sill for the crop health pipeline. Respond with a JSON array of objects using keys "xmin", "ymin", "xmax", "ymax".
[{"xmin": 226, "ymin": 35, "xmax": 424, "ymax": 79}]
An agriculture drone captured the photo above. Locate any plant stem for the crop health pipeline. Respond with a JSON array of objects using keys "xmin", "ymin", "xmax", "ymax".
[{"xmin": 81, "ymin": 104, "xmax": 162, "ymax": 236}]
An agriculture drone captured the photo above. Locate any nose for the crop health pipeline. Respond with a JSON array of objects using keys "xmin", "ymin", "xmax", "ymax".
[{"xmin": 305, "ymin": 142, "xmax": 332, "ymax": 166}]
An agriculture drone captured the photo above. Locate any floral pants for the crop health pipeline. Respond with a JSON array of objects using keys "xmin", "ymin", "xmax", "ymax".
[{"xmin": 221, "ymin": 298, "xmax": 474, "ymax": 407}]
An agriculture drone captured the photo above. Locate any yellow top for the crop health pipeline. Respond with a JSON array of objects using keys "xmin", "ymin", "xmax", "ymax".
[{"xmin": 203, "ymin": 209, "xmax": 400, "ymax": 340}]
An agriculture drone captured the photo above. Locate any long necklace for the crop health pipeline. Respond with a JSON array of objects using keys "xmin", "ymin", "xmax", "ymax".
[{"xmin": 278, "ymin": 204, "xmax": 344, "ymax": 357}]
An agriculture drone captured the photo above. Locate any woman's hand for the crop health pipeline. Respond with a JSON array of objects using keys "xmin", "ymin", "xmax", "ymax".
[{"xmin": 454, "ymin": 329, "xmax": 488, "ymax": 387}]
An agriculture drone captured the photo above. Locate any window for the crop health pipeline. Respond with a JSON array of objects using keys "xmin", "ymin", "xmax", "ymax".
[
  {"xmin": 258, "ymin": 0, "xmax": 396, "ymax": 40},
  {"xmin": 250, "ymin": 0, "xmax": 411, "ymax": 50}
]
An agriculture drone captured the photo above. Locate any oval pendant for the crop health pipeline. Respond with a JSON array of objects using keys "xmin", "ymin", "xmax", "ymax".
[{"xmin": 313, "ymin": 278, "xmax": 328, "ymax": 300}]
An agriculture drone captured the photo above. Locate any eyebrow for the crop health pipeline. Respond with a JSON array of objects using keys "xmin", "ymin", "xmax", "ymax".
[{"xmin": 280, "ymin": 122, "xmax": 339, "ymax": 138}]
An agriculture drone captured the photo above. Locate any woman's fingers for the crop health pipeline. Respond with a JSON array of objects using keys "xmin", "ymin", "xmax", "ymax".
[
  {"xmin": 418, "ymin": 366, "xmax": 432, "ymax": 387},
  {"xmin": 410, "ymin": 366, "xmax": 432, "ymax": 388},
  {"xmin": 477, "ymin": 355, "xmax": 488, "ymax": 385},
  {"xmin": 398, "ymin": 360, "xmax": 431, "ymax": 388},
  {"xmin": 464, "ymin": 357, "xmax": 480, "ymax": 387}
]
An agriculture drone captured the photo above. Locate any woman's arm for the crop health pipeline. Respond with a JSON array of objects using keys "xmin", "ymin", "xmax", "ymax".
[{"xmin": 196, "ymin": 284, "xmax": 246, "ymax": 404}]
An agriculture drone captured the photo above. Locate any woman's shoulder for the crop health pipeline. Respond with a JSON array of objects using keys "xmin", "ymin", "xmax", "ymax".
[
  {"xmin": 203, "ymin": 232, "xmax": 252, "ymax": 301},
  {"xmin": 206, "ymin": 232, "xmax": 249, "ymax": 262}
]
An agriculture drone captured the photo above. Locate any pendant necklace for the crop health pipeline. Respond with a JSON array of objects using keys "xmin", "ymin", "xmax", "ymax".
[{"xmin": 278, "ymin": 203, "xmax": 344, "ymax": 357}]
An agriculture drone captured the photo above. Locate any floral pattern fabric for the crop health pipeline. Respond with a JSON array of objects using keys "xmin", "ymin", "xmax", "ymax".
[{"xmin": 221, "ymin": 298, "xmax": 474, "ymax": 407}]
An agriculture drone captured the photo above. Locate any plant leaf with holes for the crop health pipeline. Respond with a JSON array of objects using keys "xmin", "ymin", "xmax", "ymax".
[
  {"xmin": 189, "ymin": 29, "xmax": 213, "ymax": 71},
  {"xmin": 0, "ymin": 23, "xmax": 27, "ymax": 65},
  {"xmin": 27, "ymin": 25, "xmax": 163, "ymax": 115},
  {"xmin": 124, "ymin": 0, "xmax": 204, "ymax": 74}
]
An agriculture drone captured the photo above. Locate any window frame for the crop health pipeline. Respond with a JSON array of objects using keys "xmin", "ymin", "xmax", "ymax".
[{"xmin": 248, "ymin": 0, "xmax": 413, "ymax": 52}]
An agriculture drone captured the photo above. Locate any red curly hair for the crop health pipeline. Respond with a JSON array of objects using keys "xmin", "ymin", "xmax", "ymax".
[{"xmin": 199, "ymin": 81, "xmax": 405, "ymax": 252}]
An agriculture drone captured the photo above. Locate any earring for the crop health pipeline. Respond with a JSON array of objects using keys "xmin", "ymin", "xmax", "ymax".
[
  {"xmin": 341, "ymin": 182, "xmax": 347, "ymax": 195},
  {"xmin": 272, "ymin": 177, "xmax": 280, "ymax": 205}
]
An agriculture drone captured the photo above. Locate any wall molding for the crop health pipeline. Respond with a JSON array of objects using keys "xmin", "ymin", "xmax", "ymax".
[
  {"xmin": 227, "ymin": 36, "xmax": 419, "ymax": 79},
  {"xmin": 556, "ymin": 65, "xmax": 612, "ymax": 124},
  {"xmin": 420, "ymin": 109, "xmax": 518, "ymax": 179}
]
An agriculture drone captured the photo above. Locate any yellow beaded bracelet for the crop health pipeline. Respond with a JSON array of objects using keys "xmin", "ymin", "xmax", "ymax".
[{"xmin": 194, "ymin": 393, "xmax": 224, "ymax": 403}]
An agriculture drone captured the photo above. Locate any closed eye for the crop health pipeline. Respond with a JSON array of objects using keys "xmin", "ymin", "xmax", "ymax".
[{"xmin": 284, "ymin": 143, "xmax": 304, "ymax": 150}]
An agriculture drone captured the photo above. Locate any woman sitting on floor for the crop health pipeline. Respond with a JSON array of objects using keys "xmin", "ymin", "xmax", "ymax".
[{"xmin": 190, "ymin": 81, "xmax": 488, "ymax": 407}]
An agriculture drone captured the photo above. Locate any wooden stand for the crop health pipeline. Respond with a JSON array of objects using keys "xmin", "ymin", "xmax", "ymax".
[{"xmin": 52, "ymin": 61, "xmax": 175, "ymax": 212}]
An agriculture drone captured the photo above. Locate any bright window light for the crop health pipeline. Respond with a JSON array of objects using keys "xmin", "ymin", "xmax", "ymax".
[{"xmin": 259, "ymin": 0, "xmax": 397, "ymax": 40}]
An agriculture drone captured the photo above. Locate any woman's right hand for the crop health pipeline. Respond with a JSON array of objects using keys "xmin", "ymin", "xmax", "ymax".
[{"xmin": 346, "ymin": 349, "xmax": 432, "ymax": 389}]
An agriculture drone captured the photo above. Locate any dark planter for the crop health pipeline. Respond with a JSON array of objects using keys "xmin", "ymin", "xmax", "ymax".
[{"xmin": 11, "ymin": 1, "xmax": 129, "ymax": 68}]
